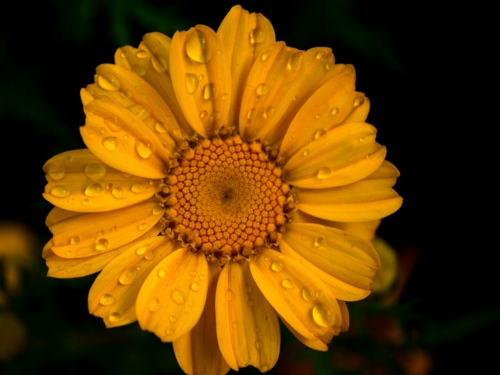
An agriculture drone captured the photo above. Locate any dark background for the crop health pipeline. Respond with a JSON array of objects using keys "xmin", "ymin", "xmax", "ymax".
[{"xmin": 0, "ymin": 0, "xmax": 494, "ymax": 374}]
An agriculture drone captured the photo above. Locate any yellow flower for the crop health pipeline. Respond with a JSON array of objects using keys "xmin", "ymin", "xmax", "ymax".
[{"xmin": 42, "ymin": 5, "xmax": 402, "ymax": 374}]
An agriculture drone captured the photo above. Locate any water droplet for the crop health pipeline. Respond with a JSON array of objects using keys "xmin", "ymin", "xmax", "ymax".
[
  {"xmin": 232, "ymin": 322, "xmax": 238, "ymax": 328},
  {"xmin": 111, "ymin": 187, "xmax": 123, "ymax": 199},
  {"xmin": 128, "ymin": 103, "xmax": 150, "ymax": 120},
  {"xmin": 271, "ymin": 261, "xmax": 283, "ymax": 272},
  {"xmin": 97, "ymin": 74, "xmax": 120, "ymax": 91},
  {"xmin": 302, "ymin": 286, "xmax": 316, "ymax": 303},
  {"xmin": 100, "ymin": 294, "xmax": 115, "ymax": 306},
  {"xmin": 315, "ymin": 113, "xmax": 322, "ymax": 119},
  {"xmin": 199, "ymin": 274, "xmax": 206, "ymax": 280},
  {"xmin": 246, "ymin": 285, "xmax": 252, "ymax": 293},
  {"xmin": 119, "ymin": 268, "xmax": 136, "ymax": 285},
  {"xmin": 133, "ymin": 66, "xmax": 146, "ymax": 76},
  {"xmin": 260, "ymin": 107, "xmax": 274, "ymax": 120},
  {"xmin": 222, "ymin": 93, "xmax": 229, "ymax": 100},
  {"xmin": 249, "ymin": 28, "xmax": 264, "ymax": 44},
  {"xmin": 261, "ymin": 50, "xmax": 272, "ymax": 61},
  {"xmin": 247, "ymin": 108, "xmax": 255, "ymax": 119},
  {"xmin": 153, "ymin": 206, "xmax": 162, "ymax": 215},
  {"xmin": 190, "ymin": 270, "xmax": 197, "ymax": 277},
  {"xmin": 155, "ymin": 122, "xmax": 167, "ymax": 133},
  {"xmin": 85, "ymin": 164, "xmax": 106, "ymax": 181},
  {"xmin": 120, "ymin": 51, "xmax": 128, "ymax": 58},
  {"xmin": 226, "ymin": 289, "xmax": 235, "ymax": 301},
  {"xmin": 120, "ymin": 90, "xmax": 131, "ymax": 99},
  {"xmin": 48, "ymin": 167, "xmax": 65, "ymax": 180},
  {"xmin": 260, "ymin": 365, "xmax": 268, "ymax": 372},
  {"xmin": 199, "ymin": 110, "xmax": 208, "ymax": 119},
  {"xmin": 354, "ymin": 96, "xmax": 365, "ymax": 107},
  {"xmin": 314, "ymin": 128, "xmax": 326, "ymax": 139},
  {"xmin": 255, "ymin": 340, "xmax": 263, "ymax": 350},
  {"xmin": 82, "ymin": 198, "xmax": 89, "ymax": 206},
  {"xmin": 281, "ymin": 279, "xmax": 294, "ymax": 289},
  {"xmin": 185, "ymin": 29, "xmax": 211, "ymax": 63},
  {"xmin": 203, "ymin": 83, "xmax": 216, "ymax": 100},
  {"xmin": 151, "ymin": 54, "xmax": 167, "ymax": 72},
  {"xmin": 169, "ymin": 315, "xmax": 177, "ymax": 323},
  {"xmin": 303, "ymin": 149, "xmax": 310, "ymax": 156},
  {"xmin": 256, "ymin": 83, "xmax": 268, "ymax": 96},
  {"xmin": 185, "ymin": 73, "xmax": 199, "ymax": 94},
  {"xmin": 165, "ymin": 328, "xmax": 174, "ymax": 336},
  {"xmin": 325, "ymin": 62, "xmax": 334, "ymax": 71},
  {"xmin": 100, "ymin": 127, "xmax": 107, "ymax": 134},
  {"xmin": 145, "ymin": 251, "xmax": 155, "ymax": 260},
  {"xmin": 98, "ymin": 230, "xmax": 105, "ymax": 236},
  {"xmin": 315, "ymin": 51, "xmax": 325, "ymax": 60},
  {"xmin": 50, "ymin": 186, "xmax": 70, "ymax": 198},
  {"xmin": 287, "ymin": 52, "xmax": 303, "ymax": 71},
  {"xmin": 359, "ymin": 136, "xmax": 365, "ymax": 143},
  {"xmin": 191, "ymin": 282, "xmax": 200, "ymax": 291},
  {"xmin": 136, "ymin": 50, "xmax": 148, "ymax": 58},
  {"xmin": 149, "ymin": 298, "xmax": 160, "ymax": 312},
  {"xmin": 85, "ymin": 183, "xmax": 105, "ymax": 197},
  {"xmin": 108, "ymin": 312, "xmax": 121, "ymax": 323},
  {"xmin": 171, "ymin": 289, "xmax": 186, "ymax": 305},
  {"xmin": 314, "ymin": 237, "xmax": 325, "ymax": 247},
  {"xmin": 136, "ymin": 139, "xmax": 154, "ymax": 159},
  {"xmin": 317, "ymin": 167, "xmax": 332, "ymax": 179},
  {"xmin": 138, "ymin": 223, "xmax": 147, "ymax": 231},
  {"xmin": 103, "ymin": 137, "xmax": 118, "ymax": 151},
  {"xmin": 158, "ymin": 269, "xmax": 166, "ymax": 278},
  {"xmin": 131, "ymin": 184, "xmax": 145, "ymax": 193},
  {"xmin": 70, "ymin": 236, "xmax": 80, "ymax": 245},
  {"xmin": 136, "ymin": 245, "xmax": 148, "ymax": 255},
  {"xmin": 312, "ymin": 303, "xmax": 334, "ymax": 327},
  {"xmin": 95, "ymin": 238, "xmax": 109, "ymax": 251}
]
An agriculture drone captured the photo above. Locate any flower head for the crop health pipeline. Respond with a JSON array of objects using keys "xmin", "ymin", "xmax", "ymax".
[{"xmin": 42, "ymin": 5, "xmax": 402, "ymax": 374}]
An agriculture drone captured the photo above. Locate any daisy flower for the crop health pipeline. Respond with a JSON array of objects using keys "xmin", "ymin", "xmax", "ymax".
[{"xmin": 42, "ymin": 5, "xmax": 402, "ymax": 374}]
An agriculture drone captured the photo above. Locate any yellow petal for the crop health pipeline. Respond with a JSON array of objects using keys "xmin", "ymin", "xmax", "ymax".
[
  {"xmin": 239, "ymin": 42, "xmax": 304, "ymax": 144},
  {"xmin": 278, "ymin": 227, "xmax": 374, "ymax": 301},
  {"xmin": 87, "ymin": 63, "xmax": 181, "ymax": 150},
  {"xmin": 217, "ymin": 5, "xmax": 276, "ymax": 127},
  {"xmin": 275, "ymin": 49, "xmax": 346, "ymax": 132},
  {"xmin": 114, "ymin": 33, "xmax": 193, "ymax": 141},
  {"xmin": 81, "ymin": 99, "xmax": 170, "ymax": 179},
  {"xmin": 281, "ymin": 317, "xmax": 328, "ymax": 351},
  {"xmin": 295, "ymin": 160, "xmax": 403, "ymax": 222},
  {"xmin": 43, "ymin": 149, "xmax": 162, "ymax": 212},
  {"xmin": 289, "ymin": 210, "xmax": 380, "ymax": 244},
  {"xmin": 284, "ymin": 122, "xmax": 386, "ymax": 189},
  {"xmin": 343, "ymin": 93, "xmax": 370, "ymax": 124},
  {"xmin": 136, "ymin": 248, "xmax": 209, "ymax": 342},
  {"xmin": 279, "ymin": 70, "xmax": 359, "ymax": 163},
  {"xmin": 282, "ymin": 223, "xmax": 380, "ymax": 291},
  {"xmin": 216, "ymin": 260, "xmax": 280, "ymax": 371},
  {"xmin": 173, "ymin": 262, "xmax": 230, "ymax": 375},
  {"xmin": 249, "ymin": 248, "xmax": 342, "ymax": 341},
  {"xmin": 88, "ymin": 235, "xmax": 174, "ymax": 327},
  {"xmin": 170, "ymin": 26, "xmax": 231, "ymax": 138},
  {"xmin": 49, "ymin": 199, "xmax": 164, "ymax": 258},
  {"xmin": 45, "ymin": 223, "xmax": 163, "ymax": 279}
]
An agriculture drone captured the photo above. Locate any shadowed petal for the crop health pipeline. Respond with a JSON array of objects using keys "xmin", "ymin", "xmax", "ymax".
[{"xmin": 173, "ymin": 262, "xmax": 230, "ymax": 375}]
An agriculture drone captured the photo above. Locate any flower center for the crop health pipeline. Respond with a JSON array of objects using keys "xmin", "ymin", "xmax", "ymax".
[{"xmin": 161, "ymin": 135, "xmax": 289, "ymax": 263}]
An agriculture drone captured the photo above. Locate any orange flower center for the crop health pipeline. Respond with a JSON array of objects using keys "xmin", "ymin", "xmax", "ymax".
[{"xmin": 162, "ymin": 135, "xmax": 289, "ymax": 262}]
